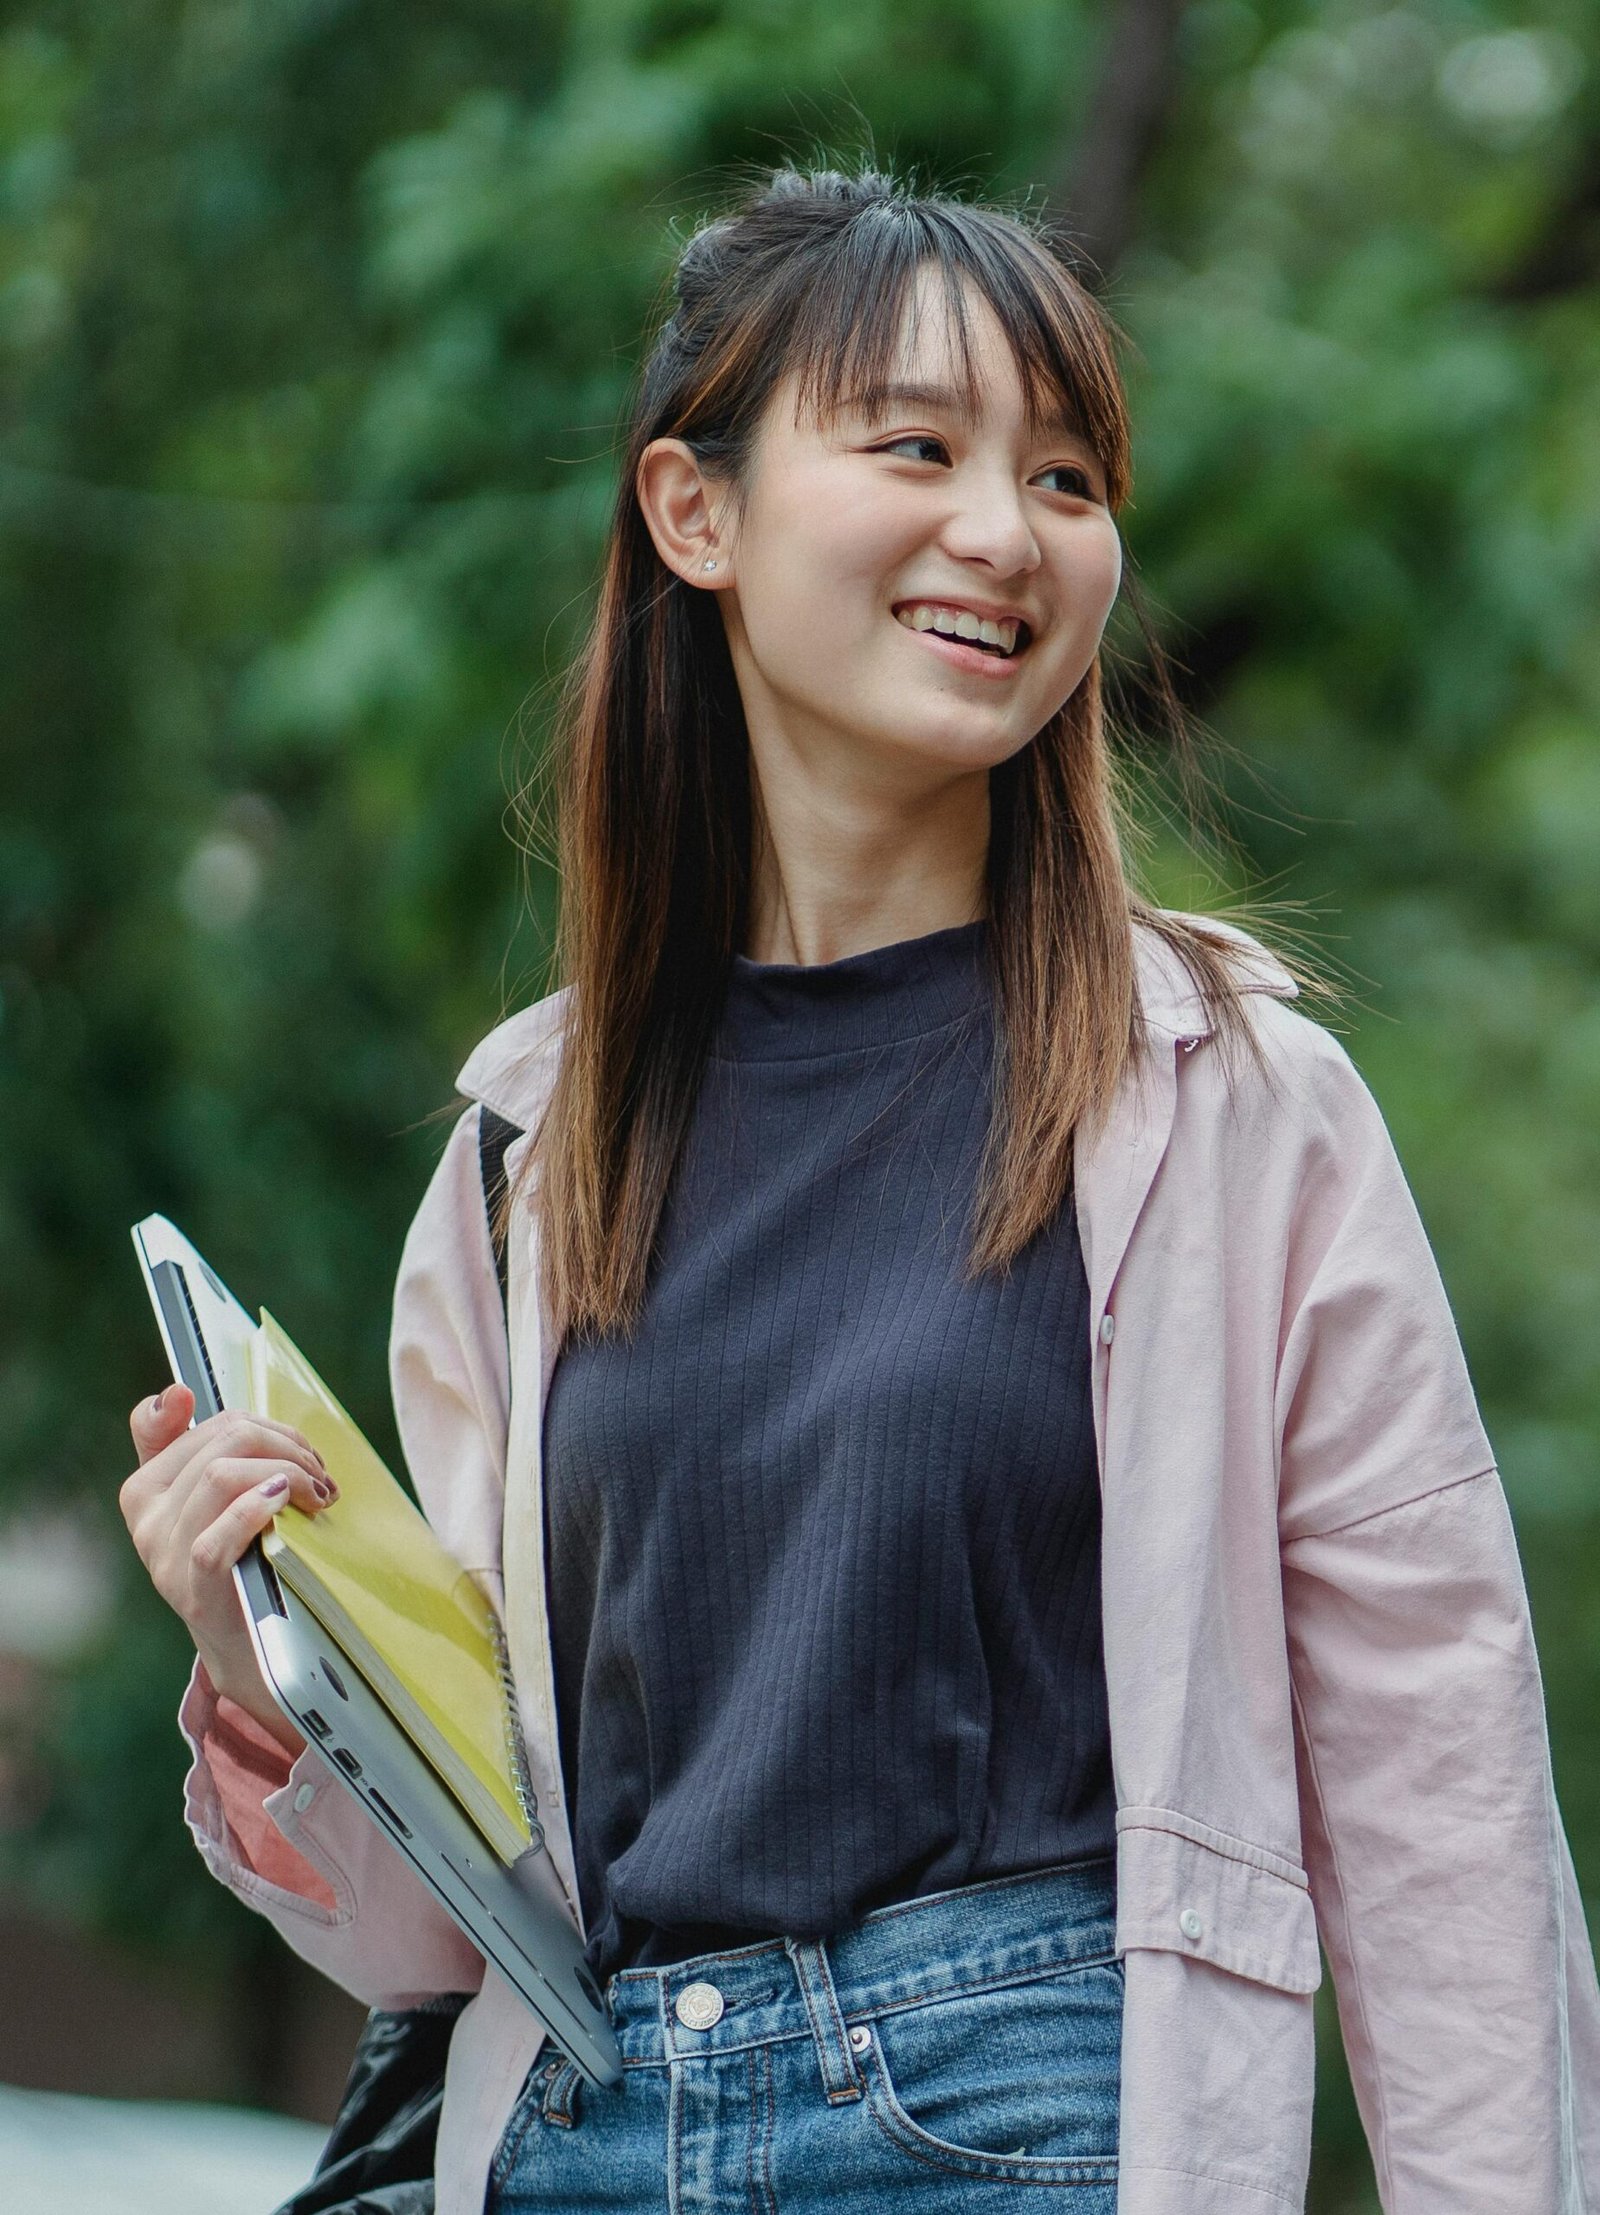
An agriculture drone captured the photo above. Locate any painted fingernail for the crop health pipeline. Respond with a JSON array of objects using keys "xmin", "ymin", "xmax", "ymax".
[
  {"xmin": 152, "ymin": 1388, "xmax": 167, "ymax": 1415},
  {"xmin": 312, "ymin": 1476, "xmax": 332, "ymax": 1503},
  {"xmin": 260, "ymin": 1474, "xmax": 290, "ymax": 1498}
]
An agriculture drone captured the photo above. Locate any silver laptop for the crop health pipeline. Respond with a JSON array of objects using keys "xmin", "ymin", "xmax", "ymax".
[{"xmin": 131, "ymin": 1212, "xmax": 622, "ymax": 2090}]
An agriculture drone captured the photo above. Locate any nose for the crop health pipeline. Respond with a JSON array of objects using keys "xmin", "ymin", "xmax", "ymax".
[{"xmin": 937, "ymin": 467, "xmax": 1041, "ymax": 577}]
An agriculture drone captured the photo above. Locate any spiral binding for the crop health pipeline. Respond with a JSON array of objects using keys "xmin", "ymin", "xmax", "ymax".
[
  {"xmin": 475, "ymin": 1107, "xmax": 546, "ymax": 1859},
  {"xmin": 485, "ymin": 1603, "xmax": 543, "ymax": 1850}
]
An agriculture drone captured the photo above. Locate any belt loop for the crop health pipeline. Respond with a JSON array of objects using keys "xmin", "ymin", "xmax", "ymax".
[
  {"xmin": 540, "ymin": 2054, "xmax": 583, "ymax": 2128},
  {"xmin": 783, "ymin": 1935, "xmax": 863, "ymax": 2104}
]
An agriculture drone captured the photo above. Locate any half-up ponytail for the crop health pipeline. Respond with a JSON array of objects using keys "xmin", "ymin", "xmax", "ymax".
[{"xmin": 505, "ymin": 155, "xmax": 1325, "ymax": 1347}]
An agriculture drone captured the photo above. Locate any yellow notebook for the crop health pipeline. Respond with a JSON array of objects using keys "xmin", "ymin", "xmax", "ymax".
[{"xmin": 248, "ymin": 1308, "xmax": 535, "ymax": 1864}]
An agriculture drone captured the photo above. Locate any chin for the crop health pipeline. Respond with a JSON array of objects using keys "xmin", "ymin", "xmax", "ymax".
[{"xmin": 880, "ymin": 721, "xmax": 1025, "ymax": 776}]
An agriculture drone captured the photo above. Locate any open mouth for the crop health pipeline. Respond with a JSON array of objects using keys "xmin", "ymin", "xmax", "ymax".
[{"xmin": 891, "ymin": 603, "xmax": 1033, "ymax": 659}]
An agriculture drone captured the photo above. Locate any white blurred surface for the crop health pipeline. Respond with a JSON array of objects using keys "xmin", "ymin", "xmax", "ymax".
[
  {"xmin": 0, "ymin": 2081, "xmax": 327, "ymax": 2213},
  {"xmin": 0, "ymin": 1512, "xmax": 115, "ymax": 1663}
]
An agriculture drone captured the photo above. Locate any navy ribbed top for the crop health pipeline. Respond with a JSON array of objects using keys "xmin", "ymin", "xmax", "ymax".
[{"xmin": 540, "ymin": 919, "xmax": 1113, "ymax": 1987}]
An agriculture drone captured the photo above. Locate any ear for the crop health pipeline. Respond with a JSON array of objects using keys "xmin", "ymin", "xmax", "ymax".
[{"xmin": 634, "ymin": 438, "xmax": 731, "ymax": 588}]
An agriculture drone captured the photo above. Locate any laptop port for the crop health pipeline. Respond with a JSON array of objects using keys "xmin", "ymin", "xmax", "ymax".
[
  {"xmin": 330, "ymin": 1746, "xmax": 362, "ymax": 1779},
  {"xmin": 301, "ymin": 1709, "xmax": 331, "ymax": 1740},
  {"xmin": 367, "ymin": 1789, "xmax": 412, "ymax": 1840}
]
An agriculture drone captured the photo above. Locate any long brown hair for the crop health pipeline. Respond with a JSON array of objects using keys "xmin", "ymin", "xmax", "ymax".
[{"xmin": 505, "ymin": 159, "xmax": 1336, "ymax": 1345}]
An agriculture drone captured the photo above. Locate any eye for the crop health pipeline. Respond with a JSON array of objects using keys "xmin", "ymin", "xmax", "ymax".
[
  {"xmin": 1035, "ymin": 463, "xmax": 1099, "ymax": 500},
  {"xmin": 874, "ymin": 435, "xmax": 948, "ymax": 463}
]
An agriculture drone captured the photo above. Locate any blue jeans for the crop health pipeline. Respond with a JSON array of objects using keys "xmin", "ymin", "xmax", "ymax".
[{"xmin": 487, "ymin": 1853, "xmax": 1122, "ymax": 2210}]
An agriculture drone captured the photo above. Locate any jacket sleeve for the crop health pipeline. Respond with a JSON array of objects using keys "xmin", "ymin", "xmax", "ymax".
[
  {"xmin": 1274, "ymin": 1029, "xmax": 1600, "ymax": 2210},
  {"xmin": 174, "ymin": 1101, "xmax": 510, "ymax": 2008}
]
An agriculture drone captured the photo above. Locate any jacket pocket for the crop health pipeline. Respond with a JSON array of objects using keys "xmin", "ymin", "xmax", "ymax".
[{"xmin": 1114, "ymin": 1807, "xmax": 1322, "ymax": 1995}]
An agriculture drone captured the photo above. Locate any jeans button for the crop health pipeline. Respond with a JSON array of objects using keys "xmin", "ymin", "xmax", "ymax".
[{"xmin": 675, "ymin": 1980, "xmax": 725, "ymax": 2030}]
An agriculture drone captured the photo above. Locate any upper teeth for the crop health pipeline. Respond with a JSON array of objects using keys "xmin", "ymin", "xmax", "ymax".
[{"xmin": 896, "ymin": 603, "xmax": 1022, "ymax": 653}]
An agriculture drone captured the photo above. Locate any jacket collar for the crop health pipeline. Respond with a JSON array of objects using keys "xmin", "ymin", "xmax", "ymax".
[
  {"xmin": 1132, "ymin": 912, "xmax": 1299, "ymax": 1042},
  {"xmin": 454, "ymin": 987, "xmax": 572, "ymax": 1129},
  {"xmin": 453, "ymin": 915, "xmax": 1300, "ymax": 1125}
]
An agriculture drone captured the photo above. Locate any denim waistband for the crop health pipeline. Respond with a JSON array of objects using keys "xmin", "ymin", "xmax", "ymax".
[{"xmin": 597, "ymin": 1853, "xmax": 1118, "ymax": 2081}]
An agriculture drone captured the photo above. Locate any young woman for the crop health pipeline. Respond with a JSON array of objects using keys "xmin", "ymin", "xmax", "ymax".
[{"xmin": 121, "ymin": 165, "xmax": 1599, "ymax": 2213}]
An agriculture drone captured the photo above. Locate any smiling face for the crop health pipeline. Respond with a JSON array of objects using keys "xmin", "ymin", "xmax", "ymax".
[{"xmin": 709, "ymin": 262, "xmax": 1125, "ymax": 795}]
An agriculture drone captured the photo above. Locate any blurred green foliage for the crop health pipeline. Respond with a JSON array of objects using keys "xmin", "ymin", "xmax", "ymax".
[{"xmin": 2, "ymin": 0, "xmax": 1596, "ymax": 2201}]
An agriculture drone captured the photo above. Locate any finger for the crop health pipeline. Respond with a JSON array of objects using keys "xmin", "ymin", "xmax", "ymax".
[
  {"xmin": 206, "ymin": 1410, "xmax": 332, "ymax": 1474},
  {"xmin": 167, "ymin": 1452, "xmax": 332, "ymax": 1568},
  {"xmin": 130, "ymin": 1381, "xmax": 195, "ymax": 1463},
  {"xmin": 201, "ymin": 1409, "xmax": 330, "ymax": 1460},
  {"xmin": 189, "ymin": 1471, "xmax": 299, "ymax": 1585},
  {"xmin": 132, "ymin": 1387, "xmax": 326, "ymax": 1473},
  {"xmin": 136, "ymin": 1411, "xmax": 332, "ymax": 1508},
  {"xmin": 120, "ymin": 1385, "xmax": 202, "ymax": 1533}
]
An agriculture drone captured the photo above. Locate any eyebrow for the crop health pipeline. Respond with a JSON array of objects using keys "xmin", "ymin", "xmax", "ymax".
[{"xmin": 841, "ymin": 379, "xmax": 1093, "ymax": 451}]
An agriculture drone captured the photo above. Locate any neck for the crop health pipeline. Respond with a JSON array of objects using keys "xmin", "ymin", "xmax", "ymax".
[{"xmin": 742, "ymin": 754, "xmax": 989, "ymax": 968}]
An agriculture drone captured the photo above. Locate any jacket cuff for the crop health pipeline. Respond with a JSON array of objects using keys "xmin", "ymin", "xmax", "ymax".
[{"xmin": 178, "ymin": 1654, "xmax": 342, "ymax": 1915}]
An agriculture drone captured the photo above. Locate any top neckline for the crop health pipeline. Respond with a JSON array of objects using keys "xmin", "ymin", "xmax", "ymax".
[{"xmin": 713, "ymin": 919, "xmax": 989, "ymax": 1062}]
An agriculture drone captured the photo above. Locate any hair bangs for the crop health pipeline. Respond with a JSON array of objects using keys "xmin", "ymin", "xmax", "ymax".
[
  {"xmin": 782, "ymin": 206, "xmax": 1129, "ymax": 510},
  {"xmin": 953, "ymin": 218, "xmax": 1133, "ymax": 509},
  {"xmin": 782, "ymin": 205, "xmax": 948, "ymax": 436}
]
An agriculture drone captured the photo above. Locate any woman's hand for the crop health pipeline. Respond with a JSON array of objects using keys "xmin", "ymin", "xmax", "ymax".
[{"xmin": 121, "ymin": 1380, "xmax": 338, "ymax": 1758}]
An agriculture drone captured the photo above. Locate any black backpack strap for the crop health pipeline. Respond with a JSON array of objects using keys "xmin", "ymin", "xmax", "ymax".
[{"xmin": 476, "ymin": 1104, "xmax": 525, "ymax": 1327}]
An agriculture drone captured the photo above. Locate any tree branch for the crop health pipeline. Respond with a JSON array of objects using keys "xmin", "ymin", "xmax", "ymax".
[{"xmin": 1047, "ymin": 0, "xmax": 1194, "ymax": 281}]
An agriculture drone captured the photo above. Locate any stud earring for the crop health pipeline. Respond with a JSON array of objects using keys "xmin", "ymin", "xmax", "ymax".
[{"xmin": 704, "ymin": 559, "xmax": 718, "ymax": 571}]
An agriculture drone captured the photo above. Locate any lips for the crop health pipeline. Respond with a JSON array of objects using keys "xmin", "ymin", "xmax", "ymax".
[
  {"xmin": 890, "ymin": 601, "xmax": 1034, "ymax": 658},
  {"xmin": 886, "ymin": 602, "xmax": 1032, "ymax": 677}
]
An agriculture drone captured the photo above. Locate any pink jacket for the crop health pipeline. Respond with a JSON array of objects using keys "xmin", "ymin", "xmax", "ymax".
[{"xmin": 179, "ymin": 913, "xmax": 1600, "ymax": 2212}]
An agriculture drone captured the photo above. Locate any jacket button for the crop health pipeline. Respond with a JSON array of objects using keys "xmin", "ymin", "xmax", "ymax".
[
  {"xmin": 293, "ymin": 1783, "xmax": 316, "ymax": 1813},
  {"xmin": 675, "ymin": 1981, "xmax": 725, "ymax": 2030},
  {"xmin": 1179, "ymin": 1908, "xmax": 1204, "ymax": 1942},
  {"xmin": 1099, "ymin": 1313, "xmax": 1115, "ymax": 1345}
]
